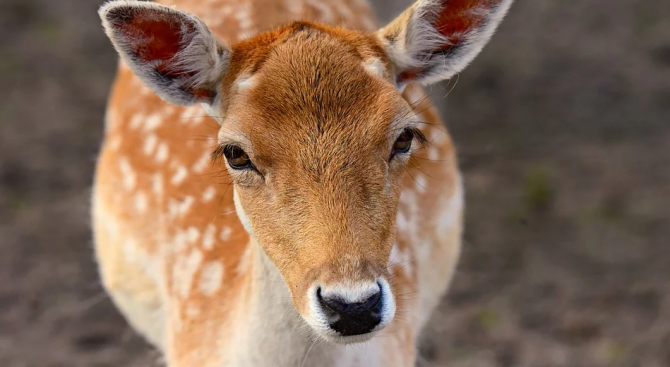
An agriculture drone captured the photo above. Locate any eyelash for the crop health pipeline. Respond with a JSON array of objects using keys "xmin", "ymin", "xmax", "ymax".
[
  {"xmin": 404, "ymin": 127, "xmax": 428, "ymax": 147},
  {"xmin": 210, "ymin": 144, "xmax": 229, "ymax": 164},
  {"xmin": 391, "ymin": 126, "xmax": 429, "ymax": 158}
]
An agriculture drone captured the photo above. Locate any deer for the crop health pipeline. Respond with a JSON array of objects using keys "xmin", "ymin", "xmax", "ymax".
[{"xmin": 93, "ymin": 0, "xmax": 513, "ymax": 365}]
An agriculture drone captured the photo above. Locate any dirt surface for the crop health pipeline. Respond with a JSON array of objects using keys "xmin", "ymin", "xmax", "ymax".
[{"xmin": 1, "ymin": 0, "xmax": 669, "ymax": 366}]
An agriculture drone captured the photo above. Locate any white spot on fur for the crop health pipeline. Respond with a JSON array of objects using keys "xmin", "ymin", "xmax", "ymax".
[
  {"xmin": 143, "ymin": 134, "xmax": 158, "ymax": 156},
  {"xmin": 438, "ymin": 180, "xmax": 464, "ymax": 232},
  {"xmin": 192, "ymin": 150, "xmax": 211, "ymax": 173},
  {"xmin": 186, "ymin": 226, "xmax": 200, "ymax": 244},
  {"xmin": 171, "ymin": 166, "xmax": 188, "ymax": 185},
  {"xmin": 109, "ymin": 136, "xmax": 122, "ymax": 151},
  {"xmin": 144, "ymin": 113, "xmax": 162, "ymax": 131},
  {"xmin": 180, "ymin": 105, "xmax": 204, "ymax": 125},
  {"xmin": 363, "ymin": 57, "xmax": 386, "ymax": 79},
  {"xmin": 152, "ymin": 173, "xmax": 163, "ymax": 196},
  {"xmin": 199, "ymin": 261, "xmax": 224, "ymax": 296},
  {"xmin": 129, "ymin": 114, "xmax": 143, "ymax": 130},
  {"xmin": 202, "ymin": 224, "xmax": 217, "ymax": 250},
  {"xmin": 163, "ymin": 105, "xmax": 177, "ymax": 117},
  {"xmin": 180, "ymin": 196, "xmax": 195, "ymax": 216},
  {"xmin": 172, "ymin": 249, "xmax": 203, "ymax": 298},
  {"xmin": 134, "ymin": 191, "xmax": 148, "ymax": 213},
  {"xmin": 180, "ymin": 106, "xmax": 197, "ymax": 120},
  {"xmin": 415, "ymin": 174, "xmax": 427, "ymax": 193},
  {"xmin": 174, "ymin": 229, "xmax": 189, "ymax": 252},
  {"xmin": 202, "ymin": 186, "xmax": 216, "ymax": 203},
  {"xmin": 168, "ymin": 200, "xmax": 179, "ymax": 219},
  {"xmin": 169, "ymin": 197, "xmax": 195, "ymax": 218},
  {"xmin": 220, "ymin": 226, "xmax": 232, "ymax": 241},
  {"xmin": 155, "ymin": 142, "xmax": 169, "ymax": 163},
  {"xmin": 119, "ymin": 158, "xmax": 136, "ymax": 190}
]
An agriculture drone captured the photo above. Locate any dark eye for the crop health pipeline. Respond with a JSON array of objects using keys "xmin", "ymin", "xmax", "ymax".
[
  {"xmin": 391, "ymin": 129, "xmax": 414, "ymax": 159},
  {"xmin": 223, "ymin": 145, "xmax": 254, "ymax": 170}
]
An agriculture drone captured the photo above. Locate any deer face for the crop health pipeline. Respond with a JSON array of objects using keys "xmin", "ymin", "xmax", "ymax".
[
  {"xmin": 218, "ymin": 28, "xmax": 415, "ymax": 342},
  {"xmin": 100, "ymin": 0, "xmax": 512, "ymax": 343}
]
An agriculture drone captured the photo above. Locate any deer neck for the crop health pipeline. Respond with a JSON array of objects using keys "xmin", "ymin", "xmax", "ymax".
[
  {"xmin": 225, "ymin": 238, "xmax": 382, "ymax": 367},
  {"xmin": 225, "ymin": 239, "xmax": 324, "ymax": 366}
]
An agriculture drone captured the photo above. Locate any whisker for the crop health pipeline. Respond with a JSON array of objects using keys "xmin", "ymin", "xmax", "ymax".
[
  {"xmin": 300, "ymin": 337, "xmax": 319, "ymax": 367},
  {"xmin": 442, "ymin": 73, "xmax": 460, "ymax": 98},
  {"xmin": 403, "ymin": 166, "xmax": 427, "ymax": 192}
]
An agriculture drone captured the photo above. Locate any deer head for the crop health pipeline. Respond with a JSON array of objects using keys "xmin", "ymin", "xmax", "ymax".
[{"xmin": 99, "ymin": 0, "xmax": 512, "ymax": 344}]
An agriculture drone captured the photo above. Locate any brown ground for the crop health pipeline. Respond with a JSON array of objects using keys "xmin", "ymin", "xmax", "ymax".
[{"xmin": 1, "ymin": 0, "xmax": 669, "ymax": 366}]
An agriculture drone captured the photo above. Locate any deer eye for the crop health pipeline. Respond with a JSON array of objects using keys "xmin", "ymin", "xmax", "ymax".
[
  {"xmin": 391, "ymin": 128, "xmax": 414, "ymax": 159},
  {"xmin": 223, "ymin": 145, "xmax": 254, "ymax": 170}
]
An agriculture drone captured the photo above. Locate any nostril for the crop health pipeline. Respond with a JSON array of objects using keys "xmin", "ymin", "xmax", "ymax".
[
  {"xmin": 320, "ymin": 291, "xmax": 381, "ymax": 316},
  {"xmin": 321, "ymin": 293, "xmax": 381, "ymax": 316},
  {"xmin": 366, "ymin": 290, "xmax": 382, "ymax": 310}
]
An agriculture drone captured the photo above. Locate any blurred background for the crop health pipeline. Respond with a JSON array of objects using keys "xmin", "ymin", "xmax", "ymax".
[{"xmin": 1, "ymin": 0, "xmax": 669, "ymax": 366}]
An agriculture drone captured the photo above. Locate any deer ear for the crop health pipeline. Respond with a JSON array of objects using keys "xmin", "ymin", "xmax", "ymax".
[
  {"xmin": 377, "ymin": 0, "xmax": 513, "ymax": 89},
  {"xmin": 99, "ymin": 1, "xmax": 231, "ymax": 106}
]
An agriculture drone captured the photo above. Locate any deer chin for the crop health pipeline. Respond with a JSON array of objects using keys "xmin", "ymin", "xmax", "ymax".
[{"xmin": 313, "ymin": 329, "xmax": 382, "ymax": 345}]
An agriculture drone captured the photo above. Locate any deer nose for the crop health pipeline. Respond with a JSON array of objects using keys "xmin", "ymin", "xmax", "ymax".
[{"xmin": 317, "ymin": 285, "xmax": 383, "ymax": 336}]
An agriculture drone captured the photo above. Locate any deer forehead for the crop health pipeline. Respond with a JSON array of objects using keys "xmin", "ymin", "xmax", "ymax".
[{"xmin": 219, "ymin": 29, "xmax": 411, "ymax": 161}]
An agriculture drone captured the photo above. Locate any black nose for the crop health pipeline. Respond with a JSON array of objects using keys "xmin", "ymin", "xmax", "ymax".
[{"xmin": 317, "ymin": 287, "xmax": 383, "ymax": 336}]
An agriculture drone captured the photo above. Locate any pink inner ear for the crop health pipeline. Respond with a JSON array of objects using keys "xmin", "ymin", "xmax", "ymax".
[
  {"xmin": 117, "ymin": 11, "xmax": 214, "ymax": 99},
  {"xmin": 119, "ymin": 11, "xmax": 202, "ymax": 81},
  {"xmin": 396, "ymin": 0, "xmax": 498, "ymax": 84},
  {"xmin": 122, "ymin": 13, "xmax": 186, "ymax": 62},
  {"xmin": 433, "ymin": 0, "xmax": 497, "ymax": 51}
]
